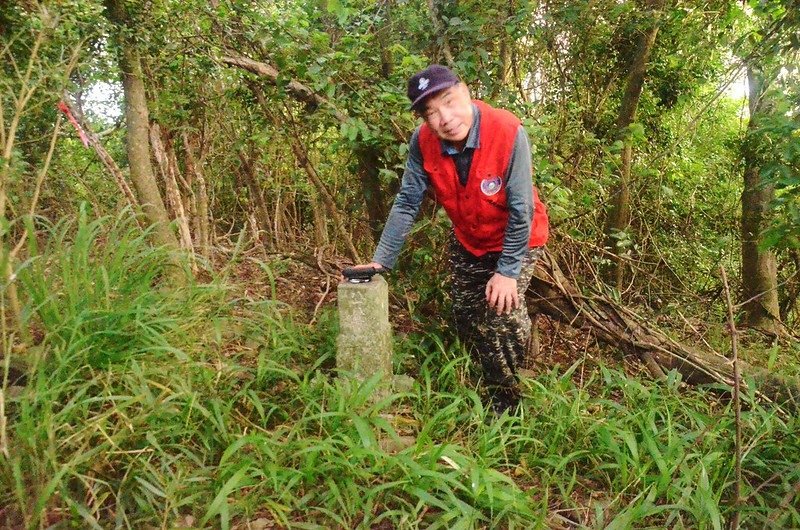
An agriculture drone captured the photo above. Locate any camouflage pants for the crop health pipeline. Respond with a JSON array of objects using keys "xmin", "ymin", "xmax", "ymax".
[{"xmin": 449, "ymin": 235, "xmax": 544, "ymax": 407}]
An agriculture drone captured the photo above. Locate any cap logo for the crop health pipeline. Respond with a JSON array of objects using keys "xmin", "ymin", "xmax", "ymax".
[{"xmin": 418, "ymin": 77, "xmax": 429, "ymax": 91}]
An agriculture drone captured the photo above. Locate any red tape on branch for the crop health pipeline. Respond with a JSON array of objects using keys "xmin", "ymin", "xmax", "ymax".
[{"xmin": 57, "ymin": 100, "xmax": 90, "ymax": 148}]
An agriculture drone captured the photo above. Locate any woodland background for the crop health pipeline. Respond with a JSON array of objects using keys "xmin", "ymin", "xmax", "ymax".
[{"xmin": 1, "ymin": 0, "xmax": 800, "ymax": 528}]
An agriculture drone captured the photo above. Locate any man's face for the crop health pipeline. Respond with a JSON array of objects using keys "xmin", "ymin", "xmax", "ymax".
[{"xmin": 419, "ymin": 83, "xmax": 473, "ymax": 147}]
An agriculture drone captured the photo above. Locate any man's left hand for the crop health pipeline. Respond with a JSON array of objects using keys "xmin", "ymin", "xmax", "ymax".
[{"xmin": 485, "ymin": 273, "xmax": 518, "ymax": 315}]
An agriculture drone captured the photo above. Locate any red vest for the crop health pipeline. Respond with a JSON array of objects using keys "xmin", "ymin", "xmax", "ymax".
[{"xmin": 419, "ymin": 100, "xmax": 549, "ymax": 256}]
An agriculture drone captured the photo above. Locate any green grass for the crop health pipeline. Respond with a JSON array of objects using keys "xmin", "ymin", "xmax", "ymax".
[{"xmin": 2, "ymin": 209, "xmax": 799, "ymax": 528}]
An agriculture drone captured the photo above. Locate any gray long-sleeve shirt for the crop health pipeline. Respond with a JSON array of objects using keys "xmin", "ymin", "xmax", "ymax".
[{"xmin": 373, "ymin": 104, "xmax": 535, "ymax": 278}]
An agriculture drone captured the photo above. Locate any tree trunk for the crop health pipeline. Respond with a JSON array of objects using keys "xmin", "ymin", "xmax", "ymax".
[
  {"xmin": 288, "ymin": 136, "xmax": 361, "ymax": 263},
  {"xmin": 356, "ymin": 2, "xmax": 393, "ymax": 241},
  {"xmin": 182, "ymin": 131, "xmax": 211, "ymax": 260},
  {"xmin": 779, "ymin": 250, "xmax": 800, "ymax": 321},
  {"xmin": 237, "ymin": 149, "xmax": 273, "ymax": 250},
  {"xmin": 741, "ymin": 66, "xmax": 780, "ymax": 334},
  {"xmin": 273, "ymin": 192, "xmax": 287, "ymax": 251},
  {"xmin": 105, "ymin": 0, "xmax": 182, "ymax": 269},
  {"xmin": 603, "ymin": 0, "xmax": 664, "ymax": 291},
  {"xmin": 492, "ymin": 0, "xmax": 514, "ymax": 99},
  {"xmin": 355, "ymin": 145, "xmax": 388, "ymax": 241},
  {"xmin": 119, "ymin": 50, "xmax": 179, "ymax": 253},
  {"xmin": 311, "ymin": 193, "xmax": 330, "ymax": 248},
  {"xmin": 527, "ymin": 250, "xmax": 799, "ymax": 408},
  {"xmin": 149, "ymin": 123, "xmax": 195, "ymax": 259},
  {"xmin": 378, "ymin": 0, "xmax": 394, "ymax": 78}
]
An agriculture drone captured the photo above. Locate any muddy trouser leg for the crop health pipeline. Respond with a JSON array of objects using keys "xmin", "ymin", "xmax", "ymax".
[{"xmin": 449, "ymin": 235, "xmax": 544, "ymax": 409}]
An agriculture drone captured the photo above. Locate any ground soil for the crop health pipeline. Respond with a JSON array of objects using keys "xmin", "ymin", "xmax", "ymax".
[{"xmin": 226, "ymin": 249, "xmax": 638, "ymax": 384}]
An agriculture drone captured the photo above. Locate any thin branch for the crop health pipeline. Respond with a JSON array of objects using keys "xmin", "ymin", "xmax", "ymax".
[
  {"xmin": 0, "ymin": 27, "xmax": 25, "ymax": 65},
  {"xmin": 0, "ymin": 299, "xmax": 8, "ymax": 458},
  {"xmin": 309, "ymin": 274, "xmax": 333, "ymax": 326},
  {"xmin": 720, "ymin": 266, "xmax": 742, "ymax": 530},
  {"xmin": 9, "ymin": 114, "xmax": 63, "ymax": 260},
  {"xmin": 1, "ymin": 23, "xmax": 47, "ymax": 218},
  {"xmin": 0, "ymin": 93, "xmax": 6, "ymax": 149},
  {"xmin": 221, "ymin": 52, "xmax": 407, "ymax": 144}
]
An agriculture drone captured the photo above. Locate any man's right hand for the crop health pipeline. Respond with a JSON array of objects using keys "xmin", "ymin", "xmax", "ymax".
[{"xmin": 357, "ymin": 262, "xmax": 385, "ymax": 270}]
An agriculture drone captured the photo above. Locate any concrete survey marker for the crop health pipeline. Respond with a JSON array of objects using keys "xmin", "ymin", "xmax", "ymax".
[{"xmin": 336, "ymin": 274, "xmax": 414, "ymax": 398}]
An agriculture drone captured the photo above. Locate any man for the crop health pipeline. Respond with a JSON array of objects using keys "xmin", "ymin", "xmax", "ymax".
[{"xmin": 356, "ymin": 64, "xmax": 549, "ymax": 413}]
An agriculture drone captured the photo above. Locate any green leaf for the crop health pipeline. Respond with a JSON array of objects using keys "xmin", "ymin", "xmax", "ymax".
[
  {"xmin": 201, "ymin": 465, "xmax": 254, "ymax": 529},
  {"xmin": 349, "ymin": 413, "xmax": 375, "ymax": 449},
  {"xmin": 135, "ymin": 476, "xmax": 167, "ymax": 499}
]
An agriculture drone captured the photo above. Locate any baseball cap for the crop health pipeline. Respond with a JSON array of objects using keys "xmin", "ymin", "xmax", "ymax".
[{"xmin": 407, "ymin": 64, "xmax": 460, "ymax": 110}]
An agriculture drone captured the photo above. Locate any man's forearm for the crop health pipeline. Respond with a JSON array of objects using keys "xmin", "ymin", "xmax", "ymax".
[
  {"xmin": 372, "ymin": 128, "xmax": 428, "ymax": 268},
  {"xmin": 372, "ymin": 202, "xmax": 419, "ymax": 268},
  {"xmin": 497, "ymin": 126, "xmax": 535, "ymax": 278}
]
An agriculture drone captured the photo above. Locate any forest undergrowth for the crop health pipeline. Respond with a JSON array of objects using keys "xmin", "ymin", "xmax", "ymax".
[{"xmin": 2, "ymin": 211, "xmax": 800, "ymax": 529}]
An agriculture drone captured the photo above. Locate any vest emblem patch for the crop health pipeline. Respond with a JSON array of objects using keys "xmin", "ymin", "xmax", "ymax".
[{"xmin": 480, "ymin": 176, "xmax": 502, "ymax": 196}]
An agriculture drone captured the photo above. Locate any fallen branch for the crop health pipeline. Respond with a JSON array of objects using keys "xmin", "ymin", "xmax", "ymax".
[
  {"xmin": 220, "ymin": 52, "xmax": 349, "ymax": 123},
  {"xmin": 526, "ymin": 249, "xmax": 800, "ymax": 409}
]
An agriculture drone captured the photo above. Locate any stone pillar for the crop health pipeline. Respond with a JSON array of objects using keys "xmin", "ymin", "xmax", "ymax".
[{"xmin": 337, "ymin": 275, "xmax": 393, "ymax": 387}]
